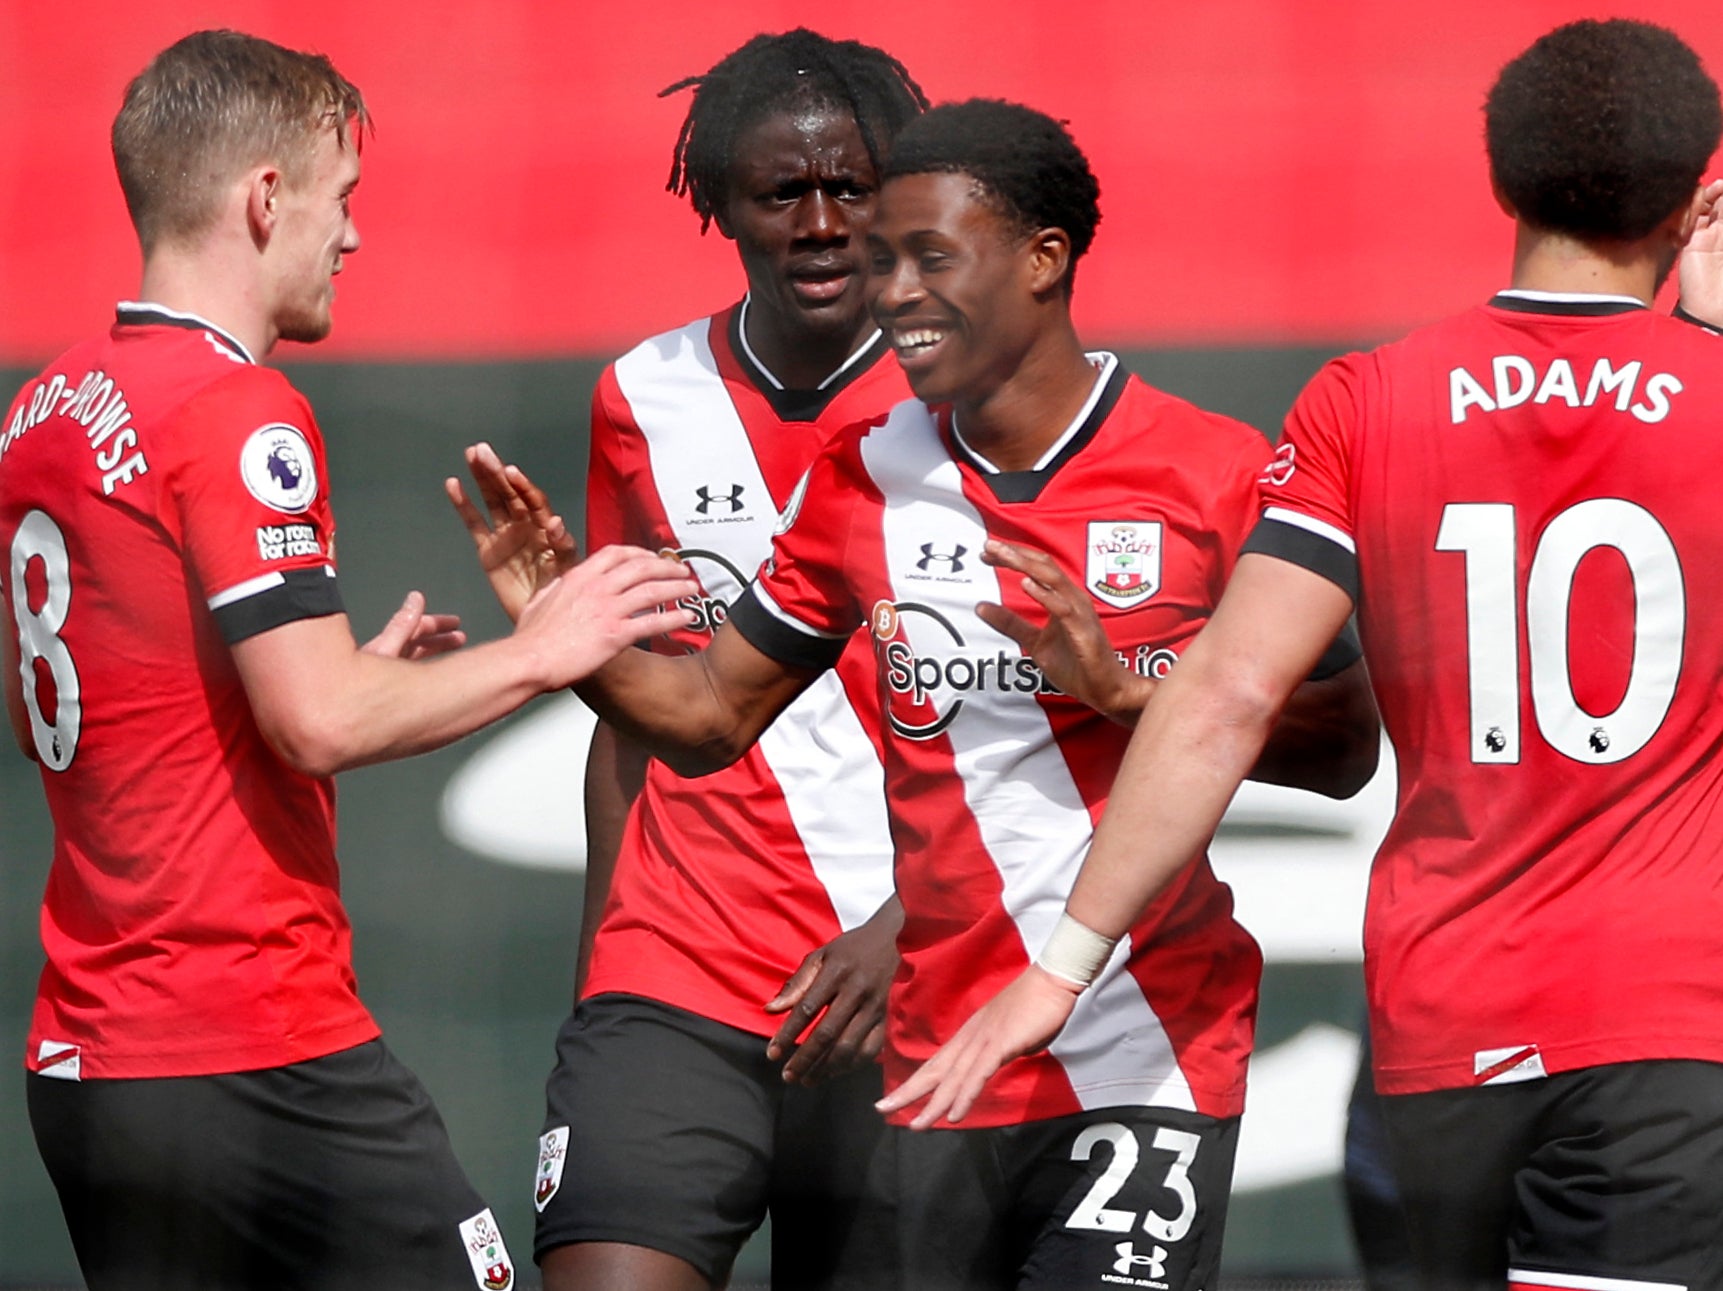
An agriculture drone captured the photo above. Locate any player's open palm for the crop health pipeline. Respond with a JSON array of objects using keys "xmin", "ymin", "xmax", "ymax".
[
  {"xmin": 515, "ymin": 545, "xmax": 696, "ymax": 686},
  {"xmin": 448, "ymin": 442, "xmax": 578, "ymax": 622},
  {"xmin": 361, "ymin": 590, "xmax": 466, "ymax": 660},
  {"xmin": 1679, "ymin": 177, "xmax": 1723, "ymax": 322},
  {"xmin": 977, "ymin": 540, "xmax": 1146, "ymax": 723},
  {"xmin": 876, "ymin": 964, "xmax": 1082, "ymax": 1129}
]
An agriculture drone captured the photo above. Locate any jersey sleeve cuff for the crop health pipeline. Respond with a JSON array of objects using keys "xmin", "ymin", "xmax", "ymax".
[
  {"xmin": 1310, "ymin": 619, "xmax": 1362, "ymax": 679},
  {"xmin": 728, "ymin": 586, "xmax": 848, "ymax": 673},
  {"xmin": 1240, "ymin": 510, "xmax": 1360, "ymax": 604},
  {"xmin": 209, "ymin": 567, "xmax": 345, "ymax": 644},
  {"xmin": 1673, "ymin": 303, "xmax": 1723, "ymax": 335}
]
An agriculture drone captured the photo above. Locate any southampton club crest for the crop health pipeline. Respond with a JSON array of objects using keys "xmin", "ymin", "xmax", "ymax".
[
  {"xmin": 458, "ymin": 1208, "xmax": 515, "ymax": 1290},
  {"xmin": 1087, "ymin": 521, "xmax": 1161, "ymax": 606}
]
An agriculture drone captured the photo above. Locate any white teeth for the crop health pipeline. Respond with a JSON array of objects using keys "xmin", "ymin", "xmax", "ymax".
[{"xmin": 893, "ymin": 328, "xmax": 945, "ymax": 352}]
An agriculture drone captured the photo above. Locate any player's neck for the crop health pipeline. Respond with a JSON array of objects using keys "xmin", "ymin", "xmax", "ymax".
[
  {"xmin": 1507, "ymin": 225, "xmax": 1665, "ymax": 305},
  {"xmin": 741, "ymin": 303, "xmax": 874, "ymax": 391},
  {"xmin": 951, "ymin": 322, "xmax": 1096, "ymax": 473},
  {"xmin": 138, "ymin": 245, "xmax": 277, "ymax": 362}
]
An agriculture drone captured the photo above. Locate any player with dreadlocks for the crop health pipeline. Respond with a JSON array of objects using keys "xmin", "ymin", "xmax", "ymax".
[{"xmin": 450, "ymin": 28, "xmax": 925, "ymax": 1291}]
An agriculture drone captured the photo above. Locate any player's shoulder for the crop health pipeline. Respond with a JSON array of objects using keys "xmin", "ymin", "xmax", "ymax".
[
  {"xmin": 167, "ymin": 362, "xmax": 314, "ymax": 444},
  {"xmin": 609, "ymin": 311, "xmax": 727, "ymax": 380},
  {"xmin": 1114, "ymin": 369, "xmax": 1268, "ymax": 464}
]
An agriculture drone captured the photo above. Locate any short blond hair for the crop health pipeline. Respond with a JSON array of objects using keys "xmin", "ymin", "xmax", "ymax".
[{"xmin": 112, "ymin": 29, "xmax": 368, "ymax": 252}]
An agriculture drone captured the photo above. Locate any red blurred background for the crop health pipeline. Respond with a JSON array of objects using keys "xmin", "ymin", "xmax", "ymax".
[{"xmin": 3, "ymin": 0, "xmax": 1720, "ymax": 361}]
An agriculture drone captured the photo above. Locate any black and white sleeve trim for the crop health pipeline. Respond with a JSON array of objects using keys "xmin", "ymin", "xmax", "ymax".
[
  {"xmin": 209, "ymin": 566, "xmax": 344, "ymax": 644},
  {"xmin": 727, "ymin": 584, "xmax": 848, "ymax": 673},
  {"xmin": 1310, "ymin": 619, "xmax": 1363, "ymax": 679},
  {"xmin": 1674, "ymin": 303, "xmax": 1723, "ymax": 335},
  {"xmin": 1240, "ymin": 507, "xmax": 1360, "ymax": 604}
]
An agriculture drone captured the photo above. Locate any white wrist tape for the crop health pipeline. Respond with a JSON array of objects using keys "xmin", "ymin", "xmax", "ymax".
[{"xmin": 1035, "ymin": 912, "xmax": 1118, "ymax": 988}]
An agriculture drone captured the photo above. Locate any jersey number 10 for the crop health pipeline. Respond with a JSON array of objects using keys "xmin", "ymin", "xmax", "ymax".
[{"xmin": 1435, "ymin": 498, "xmax": 1681, "ymax": 766}]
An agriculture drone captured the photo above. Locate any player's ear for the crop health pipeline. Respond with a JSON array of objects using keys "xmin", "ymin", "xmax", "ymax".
[
  {"xmin": 246, "ymin": 165, "xmax": 283, "ymax": 247},
  {"xmin": 1025, "ymin": 228, "xmax": 1072, "ymax": 297},
  {"xmin": 1670, "ymin": 181, "xmax": 1709, "ymax": 249}
]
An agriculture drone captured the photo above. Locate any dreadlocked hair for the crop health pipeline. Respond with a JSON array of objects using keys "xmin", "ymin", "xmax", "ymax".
[{"xmin": 662, "ymin": 29, "xmax": 928, "ymax": 231}]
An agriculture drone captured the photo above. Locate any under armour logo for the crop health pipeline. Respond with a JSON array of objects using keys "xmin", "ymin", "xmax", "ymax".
[
  {"xmin": 1113, "ymin": 1242, "xmax": 1168, "ymax": 1278},
  {"xmin": 695, "ymin": 484, "xmax": 745, "ymax": 515},
  {"xmin": 917, "ymin": 543, "xmax": 967, "ymax": 572}
]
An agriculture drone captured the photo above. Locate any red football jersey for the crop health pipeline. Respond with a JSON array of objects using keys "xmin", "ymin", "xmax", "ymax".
[
  {"xmin": 581, "ymin": 304, "xmax": 901, "ymax": 1035},
  {"xmin": 731, "ymin": 357, "xmax": 1267, "ymax": 1127},
  {"xmin": 0, "ymin": 304, "xmax": 377, "ymax": 1080},
  {"xmin": 1252, "ymin": 293, "xmax": 1723, "ymax": 1094}
]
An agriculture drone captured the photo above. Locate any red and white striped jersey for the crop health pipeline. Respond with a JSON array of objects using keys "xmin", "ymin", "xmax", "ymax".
[
  {"xmin": 1250, "ymin": 294, "xmax": 1723, "ymax": 1095},
  {"xmin": 581, "ymin": 303, "xmax": 901, "ymax": 1035},
  {"xmin": 0, "ymin": 304, "xmax": 376, "ymax": 1080},
  {"xmin": 731, "ymin": 357, "xmax": 1267, "ymax": 1126}
]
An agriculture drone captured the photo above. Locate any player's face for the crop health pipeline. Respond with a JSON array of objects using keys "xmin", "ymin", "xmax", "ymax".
[
  {"xmin": 717, "ymin": 105, "xmax": 880, "ymax": 351},
  {"xmin": 273, "ymin": 125, "xmax": 362, "ymax": 345},
  {"xmin": 867, "ymin": 171, "xmax": 1034, "ymax": 407}
]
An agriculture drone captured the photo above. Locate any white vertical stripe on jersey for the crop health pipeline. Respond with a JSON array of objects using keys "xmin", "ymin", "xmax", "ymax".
[
  {"xmin": 613, "ymin": 320, "xmax": 895, "ymax": 931},
  {"xmin": 860, "ymin": 405, "xmax": 1195, "ymax": 1112}
]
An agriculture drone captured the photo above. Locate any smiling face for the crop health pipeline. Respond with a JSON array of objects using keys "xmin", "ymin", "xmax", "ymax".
[
  {"xmin": 716, "ymin": 104, "xmax": 880, "ymax": 382},
  {"xmin": 866, "ymin": 170, "xmax": 1040, "ymax": 408},
  {"xmin": 271, "ymin": 123, "xmax": 361, "ymax": 345}
]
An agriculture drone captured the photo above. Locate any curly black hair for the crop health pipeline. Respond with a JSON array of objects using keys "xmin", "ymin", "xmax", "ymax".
[
  {"xmin": 1486, "ymin": 19, "xmax": 1720, "ymax": 241},
  {"xmin": 880, "ymin": 99, "xmax": 1101, "ymax": 293},
  {"xmin": 662, "ymin": 29, "xmax": 927, "ymax": 232}
]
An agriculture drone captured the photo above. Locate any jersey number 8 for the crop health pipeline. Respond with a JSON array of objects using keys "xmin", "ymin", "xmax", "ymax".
[{"xmin": 8, "ymin": 508, "xmax": 81, "ymax": 770}]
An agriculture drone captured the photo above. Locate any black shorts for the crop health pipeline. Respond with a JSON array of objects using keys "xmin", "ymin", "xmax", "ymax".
[
  {"xmin": 535, "ymin": 993, "xmax": 896, "ymax": 1288},
  {"xmin": 891, "ymin": 1104, "xmax": 1239, "ymax": 1291},
  {"xmin": 1379, "ymin": 1059, "xmax": 1723, "ymax": 1291},
  {"xmin": 27, "ymin": 1039, "xmax": 513, "ymax": 1291}
]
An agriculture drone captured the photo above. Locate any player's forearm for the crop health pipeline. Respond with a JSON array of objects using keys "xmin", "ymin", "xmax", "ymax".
[
  {"xmin": 256, "ymin": 633, "xmax": 558, "ymax": 777},
  {"xmin": 1067, "ymin": 554, "xmax": 1353, "ymax": 940},
  {"xmin": 1247, "ymin": 657, "xmax": 1379, "ymax": 798},
  {"xmin": 1067, "ymin": 647, "xmax": 1281, "ymax": 940},
  {"xmin": 575, "ymin": 623, "xmax": 812, "ymax": 777},
  {"xmin": 574, "ymin": 648, "xmax": 747, "ymax": 775}
]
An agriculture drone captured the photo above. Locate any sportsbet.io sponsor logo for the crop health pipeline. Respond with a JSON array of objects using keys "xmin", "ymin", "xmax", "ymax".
[
  {"xmin": 870, "ymin": 599, "xmax": 1178, "ymax": 741},
  {"xmin": 663, "ymin": 546, "xmax": 747, "ymax": 637},
  {"xmin": 872, "ymin": 599, "xmax": 1053, "ymax": 739},
  {"xmin": 239, "ymin": 423, "xmax": 317, "ymax": 514}
]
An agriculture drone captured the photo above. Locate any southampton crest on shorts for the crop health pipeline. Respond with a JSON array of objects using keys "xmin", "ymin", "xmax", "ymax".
[
  {"xmin": 458, "ymin": 1208, "xmax": 515, "ymax": 1290},
  {"xmin": 534, "ymin": 1125, "xmax": 569, "ymax": 1212},
  {"xmin": 1087, "ymin": 521, "xmax": 1161, "ymax": 606}
]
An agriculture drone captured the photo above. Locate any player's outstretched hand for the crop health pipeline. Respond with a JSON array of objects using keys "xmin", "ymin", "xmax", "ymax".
[
  {"xmin": 977, "ymin": 540, "xmax": 1148, "ymax": 725},
  {"xmin": 361, "ymin": 591, "xmax": 467, "ymax": 660},
  {"xmin": 514, "ymin": 544, "xmax": 697, "ymax": 687},
  {"xmin": 1679, "ymin": 178, "xmax": 1723, "ymax": 327},
  {"xmin": 876, "ymin": 964, "xmax": 1082, "ymax": 1129},
  {"xmin": 764, "ymin": 900, "xmax": 902, "ymax": 1086},
  {"xmin": 447, "ymin": 441, "xmax": 578, "ymax": 622}
]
